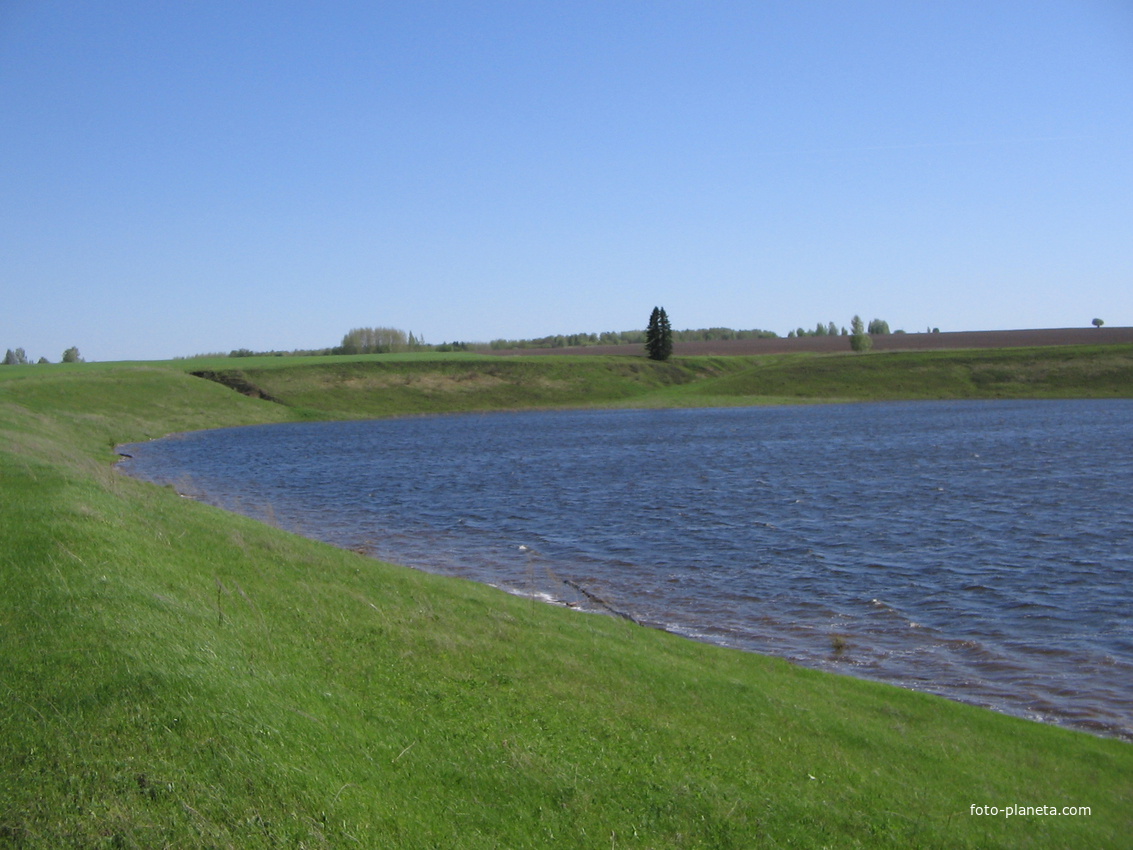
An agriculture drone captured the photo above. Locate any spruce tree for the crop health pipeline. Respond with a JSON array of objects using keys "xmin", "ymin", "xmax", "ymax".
[
  {"xmin": 645, "ymin": 307, "xmax": 673, "ymax": 361},
  {"xmin": 645, "ymin": 308, "xmax": 661, "ymax": 359}
]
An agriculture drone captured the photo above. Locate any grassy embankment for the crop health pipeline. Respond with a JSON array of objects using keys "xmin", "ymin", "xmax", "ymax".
[
  {"xmin": 178, "ymin": 342, "xmax": 1133, "ymax": 417},
  {"xmin": 2, "ymin": 347, "xmax": 1131, "ymax": 848}
]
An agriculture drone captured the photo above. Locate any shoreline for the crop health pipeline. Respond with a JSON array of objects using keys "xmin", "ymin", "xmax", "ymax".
[
  {"xmin": 118, "ymin": 398, "xmax": 1133, "ymax": 745},
  {"xmin": 8, "ymin": 355, "xmax": 1133, "ymax": 847}
]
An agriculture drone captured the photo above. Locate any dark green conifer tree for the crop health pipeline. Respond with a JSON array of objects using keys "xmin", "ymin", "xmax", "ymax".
[{"xmin": 645, "ymin": 307, "xmax": 673, "ymax": 361}]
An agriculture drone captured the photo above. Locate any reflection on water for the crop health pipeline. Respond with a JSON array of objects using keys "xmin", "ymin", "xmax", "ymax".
[{"xmin": 120, "ymin": 400, "xmax": 1133, "ymax": 740}]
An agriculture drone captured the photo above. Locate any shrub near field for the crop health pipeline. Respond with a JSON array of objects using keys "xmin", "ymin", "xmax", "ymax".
[{"xmin": 1, "ymin": 358, "xmax": 1132, "ymax": 848}]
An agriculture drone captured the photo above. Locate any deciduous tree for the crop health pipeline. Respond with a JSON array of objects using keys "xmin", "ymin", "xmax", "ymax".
[
  {"xmin": 850, "ymin": 315, "xmax": 872, "ymax": 352},
  {"xmin": 338, "ymin": 327, "xmax": 408, "ymax": 354}
]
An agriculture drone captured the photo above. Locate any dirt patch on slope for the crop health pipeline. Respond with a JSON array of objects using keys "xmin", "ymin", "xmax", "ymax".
[{"xmin": 190, "ymin": 370, "xmax": 282, "ymax": 402}]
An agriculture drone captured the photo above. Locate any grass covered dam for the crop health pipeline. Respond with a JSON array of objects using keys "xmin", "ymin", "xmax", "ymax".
[{"xmin": 2, "ymin": 344, "xmax": 1132, "ymax": 848}]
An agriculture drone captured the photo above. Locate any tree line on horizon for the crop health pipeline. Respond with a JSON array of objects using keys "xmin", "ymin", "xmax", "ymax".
[
  {"xmin": 216, "ymin": 324, "xmax": 780, "ymax": 359},
  {"xmin": 787, "ymin": 318, "xmax": 900, "ymax": 338},
  {"xmin": 6, "ymin": 314, "xmax": 1111, "ymax": 365},
  {"xmin": 485, "ymin": 325, "xmax": 777, "ymax": 351},
  {"xmin": 166, "ymin": 315, "xmax": 1111, "ymax": 361},
  {"xmin": 2, "ymin": 346, "xmax": 83, "ymax": 365},
  {"xmin": 209, "ymin": 314, "xmax": 908, "ymax": 360},
  {"xmin": 227, "ymin": 327, "xmax": 429, "ymax": 358}
]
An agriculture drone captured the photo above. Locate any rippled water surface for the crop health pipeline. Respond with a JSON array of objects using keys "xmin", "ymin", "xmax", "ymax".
[{"xmin": 120, "ymin": 400, "xmax": 1133, "ymax": 739}]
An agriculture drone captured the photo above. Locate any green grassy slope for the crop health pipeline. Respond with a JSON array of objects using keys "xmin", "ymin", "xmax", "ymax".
[
  {"xmin": 190, "ymin": 355, "xmax": 753, "ymax": 417},
  {"xmin": 1, "ymin": 357, "xmax": 1131, "ymax": 848},
  {"xmin": 680, "ymin": 345, "xmax": 1133, "ymax": 403},
  {"xmin": 177, "ymin": 345, "xmax": 1133, "ymax": 418}
]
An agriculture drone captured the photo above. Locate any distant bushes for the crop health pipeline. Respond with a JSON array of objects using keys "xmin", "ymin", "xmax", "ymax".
[
  {"xmin": 229, "ymin": 349, "xmax": 293, "ymax": 357},
  {"xmin": 335, "ymin": 327, "xmax": 419, "ymax": 355},
  {"xmin": 221, "ymin": 327, "xmax": 427, "ymax": 359},
  {"xmin": 487, "ymin": 327, "xmax": 776, "ymax": 350},
  {"xmin": 213, "ymin": 316, "xmax": 952, "ymax": 361},
  {"xmin": 788, "ymin": 322, "xmax": 844, "ymax": 338},
  {"xmin": 787, "ymin": 318, "xmax": 898, "ymax": 339},
  {"xmin": 2, "ymin": 346, "xmax": 83, "ymax": 365}
]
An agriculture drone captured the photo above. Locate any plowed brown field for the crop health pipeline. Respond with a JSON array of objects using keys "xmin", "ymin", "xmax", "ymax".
[{"xmin": 488, "ymin": 326, "xmax": 1133, "ymax": 357}]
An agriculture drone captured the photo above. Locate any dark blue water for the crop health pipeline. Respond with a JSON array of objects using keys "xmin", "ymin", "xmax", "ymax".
[{"xmin": 119, "ymin": 400, "xmax": 1133, "ymax": 740}]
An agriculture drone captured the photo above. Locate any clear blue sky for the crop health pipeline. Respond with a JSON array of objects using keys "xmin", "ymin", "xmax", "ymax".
[{"xmin": 3, "ymin": 1, "xmax": 1131, "ymax": 361}]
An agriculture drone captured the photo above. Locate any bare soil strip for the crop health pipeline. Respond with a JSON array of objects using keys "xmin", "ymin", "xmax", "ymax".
[{"xmin": 488, "ymin": 326, "xmax": 1133, "ymax": 357}]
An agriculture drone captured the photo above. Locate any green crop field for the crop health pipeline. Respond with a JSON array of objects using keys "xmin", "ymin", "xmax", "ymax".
[{"xmin": 2, "ymin": 347, "xmax": 1131, "ymax": 848}]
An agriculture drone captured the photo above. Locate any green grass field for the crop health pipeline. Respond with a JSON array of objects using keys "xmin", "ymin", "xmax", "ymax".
[
  {"xmin": 174, "ymin": 343, "xmax": 1133, "ymax": 417},
  {"xmin": 2, "ymin": 347, "xmax": 1131, "ymax": 848}
]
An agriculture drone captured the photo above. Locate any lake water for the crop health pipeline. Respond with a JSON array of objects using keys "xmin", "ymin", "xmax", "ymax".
[{"xmin": 119, "ymin": 400, "xmax": 1133, "ymax": 740}]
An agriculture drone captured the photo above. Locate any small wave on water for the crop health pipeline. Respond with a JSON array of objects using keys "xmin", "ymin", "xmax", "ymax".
[{"xmin": 119, "ymin": 400, "xmax": 1133, "ymax": 741}]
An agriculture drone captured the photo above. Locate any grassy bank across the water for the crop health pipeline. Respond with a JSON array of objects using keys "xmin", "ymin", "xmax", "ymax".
[
  {"xmin": 174, "ymin": 343, "xmax": 1133, "ymax": 417},
  {"xmin": 1, "ymin": 351, "xmax": 1131, "ymax": 848}
]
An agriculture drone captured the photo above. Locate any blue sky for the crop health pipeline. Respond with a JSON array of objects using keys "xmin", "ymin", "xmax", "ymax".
[{"xmin": 2, "ymin": 1, "xmax": 1131, "ymax": 361}]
